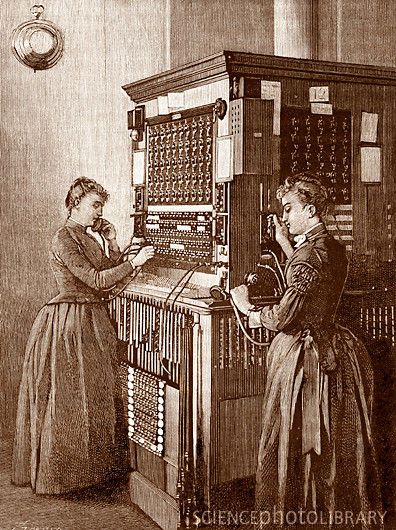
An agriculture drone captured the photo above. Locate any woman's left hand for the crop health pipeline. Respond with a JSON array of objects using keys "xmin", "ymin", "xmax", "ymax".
[
  {"xmin": 230, "ymin": 284, "xmax": 253, "ymax": 315},
  {"xmin": 100, "ymin": 220, "xmax": 116, "ymax": 241}
]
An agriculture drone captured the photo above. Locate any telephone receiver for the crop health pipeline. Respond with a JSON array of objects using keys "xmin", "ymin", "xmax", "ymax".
[
  {"xmin": 209, "ymin": 273, "xmax": 261, "ymax": 302},
  {"xmin": 210, "ymin": 250, "xmax": 286, "ymax": 302},
  {"xmin": 91, "ymin": 217, "xmax": 109, "ymax": 233},
  {"xmin": 265, "ymin": 213, "xmax": 276, "ymax": 240}
]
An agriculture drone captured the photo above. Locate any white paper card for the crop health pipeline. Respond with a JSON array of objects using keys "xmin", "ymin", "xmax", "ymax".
[
  {"xmin": 309, "ymin": 86, "xmax": 329, "ymax": 102},
  {"xmin": 311, "ymin": 103, "xmax": 333, "ymax": 115},
  {"xmin": 260, "ymin": 81, "xmax": 281, "ymax": 135},
  {"xmin": 360, "ymin": 112, "xmax": 378, "ymax": 143},
  {"xmin": 216, "ymin": 136, "xmax": 233, "ymax": 182},
  {"xmin": 361, "ymin": 147, "xmax": 381, "ymax": 183},
  {"xmin": 157, "ymin": 95, "xmax": 169, "ymax": 115},
  {"xmin": 168, "ymin": 92, "xmax": 184, "ymax": 109},
  {"xmin": 132, "ymin": 150, "xmax": 146, "ymax": 185}
]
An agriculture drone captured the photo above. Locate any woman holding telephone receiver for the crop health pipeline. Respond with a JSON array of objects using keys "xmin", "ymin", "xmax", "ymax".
[
  {"xmin": 12, "ymin": 177, "xmax": 154, "ymax": 494},
  {"xmin": 231, "ymin": 173, "xmax": 383, "ymax": 528}
]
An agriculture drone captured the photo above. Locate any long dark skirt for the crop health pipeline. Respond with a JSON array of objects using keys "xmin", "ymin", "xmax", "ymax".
[
  {"xmin": 12, "ymin": 302, "xmax": 128, "ymax": 494},
  {"xmin": 255, "ymin": 325, "xmax": 383, "ymax": 529}
]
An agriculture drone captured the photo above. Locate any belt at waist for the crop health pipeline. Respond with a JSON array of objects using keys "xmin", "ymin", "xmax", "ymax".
[{"xmin": 47, "ymin": 292, "xmax": 104, "ymax": 304}]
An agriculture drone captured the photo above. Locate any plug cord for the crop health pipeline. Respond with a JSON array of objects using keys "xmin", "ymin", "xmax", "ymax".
[
  {"xmin": 229, "ymin": 297, "xmax": 271, "ymax": 347},
  {"xmin": 164, "ymin": 262, "xmax": 204, "ymax": 309}
]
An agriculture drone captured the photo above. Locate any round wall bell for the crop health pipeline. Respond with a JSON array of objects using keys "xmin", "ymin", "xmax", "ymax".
[{"xmin": 12, "ymin": 5, "xmax": 64, "ymax": 72}]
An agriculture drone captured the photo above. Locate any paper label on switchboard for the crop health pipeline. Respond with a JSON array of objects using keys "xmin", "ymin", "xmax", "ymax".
[
  {"xmin": 311, "ymin": 103, "xmax": 333, "ymax": 115},
  {"xmin": 132, "ymin": 150, "xmax": 146, "ymax": 185},
  {"xmin": 157, "ymin": 95, "xmax": 169, "ymax": 115},
  {"xmin": 260, "ymin": 80, "xmax": 281, "ymax": 135},
  {"xmin": 360, "ymin": 146, "xmax": 381, "ymax": 183},
  {"xmin": 309, "ymin": 86, "xmax": 329, "ymax": 102},
  {"xmin": 216, "ymin": 135, "xmax": 234, "ymax": 182},
  {"xmin": 167, "ymin": 92, "xmax": 184, "ymax": 109},
  {"xmin": 360, "ymin": 112, "xmax": 379, "ymax": 143}
]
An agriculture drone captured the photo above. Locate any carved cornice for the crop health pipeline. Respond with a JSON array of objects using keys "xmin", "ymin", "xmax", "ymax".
[
  {"xmin": 226, "ymin": 51, "xmax": 396, "ymax": 86},
  {"xmin": 122, "ymin": 51, "xmax": 396, "ymax": 103},
  {"xmin": 122, "ymin": 52, "xmax": 229, "ymax": 103}
]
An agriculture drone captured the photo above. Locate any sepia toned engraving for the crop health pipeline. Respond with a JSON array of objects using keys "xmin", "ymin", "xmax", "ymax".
[{"xmin": 1, "ymin": 3, "xmax": 395, "ymax": 530}]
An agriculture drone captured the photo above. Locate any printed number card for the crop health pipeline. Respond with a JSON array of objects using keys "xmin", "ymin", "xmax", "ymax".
[{"xmin": 360, "ymin": 146, "xmax": 381, "ymax": 183}]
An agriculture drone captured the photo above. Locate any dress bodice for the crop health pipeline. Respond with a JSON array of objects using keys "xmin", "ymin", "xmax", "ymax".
[
  {"xmin": 259, "ymin": 223, "xmax": 348, "ymax": 335},
  {"xmin": 48, "ymin": 219, "xmax": 133, "ymax": 304}
]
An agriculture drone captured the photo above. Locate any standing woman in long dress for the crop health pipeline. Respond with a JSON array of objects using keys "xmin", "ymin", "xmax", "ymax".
[
  {"xmin": 231, "ymin": 173, "xmax": 383, "ymax": 529},
  {"xmin": 12, "ymin": 177, "xmax": 154, "ymax": 494}
]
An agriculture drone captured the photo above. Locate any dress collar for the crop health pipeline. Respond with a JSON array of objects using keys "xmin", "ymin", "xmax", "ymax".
[
  {"xmin": 65, "ymin": 217, "xmax": 87, "ymax": 233},
  {"xmin": 293, "ymin": 222, "xmax": 327, "ymax": 248}
]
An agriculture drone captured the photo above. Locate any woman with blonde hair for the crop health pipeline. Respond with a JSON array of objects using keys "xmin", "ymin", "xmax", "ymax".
[{"xmin": 231, "ymin": 172, "xmax": 383, "ymax": 529}]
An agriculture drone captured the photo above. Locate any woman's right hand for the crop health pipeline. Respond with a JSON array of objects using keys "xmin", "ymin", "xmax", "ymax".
[
  {"xmin": 269, "ymin": 214, "xmax": 289, "ymax": 244},
  {"xmin": 230, "ymin": 284, "xmax": 253, "ymax": 315},
  {"xmin": 131, "ymin": 245, "xmax": 155, "ymax": 267},
  {"xmin": 268, "ymin": 214, "xmax": 294, "ymax": 258}
]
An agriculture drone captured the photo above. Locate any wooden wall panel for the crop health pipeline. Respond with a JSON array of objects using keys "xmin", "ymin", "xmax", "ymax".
[
  {"xmin": 316, "ymin": 0, "xmax": 339, "ymax": 62},
  {"xmin": 169, "ymin": 0, "xmax": 274, "ymax": 68},
  {"xmin": 317, "ymin": 0, "xmax": 396, "ymax": 67},
  {"xmin": 218, "ymin": 396, "xmax": 263, "ymax": 483},
  {"xmin": 229, "ymin": 174, "xmax": 263, "ymax": 287},
  {"xmin": 339, "ymin": 0, "xmax": 396, "ymax": 68},
  {"xmin": 0, "ymin": 0, "xmax": 169, "ymax": 437},
  {"xmin": 136, "ymin": 445, "xmax": 166, "ymax": 490},
  {"xmin": 280, "ymin": 77, "xmax": 313, "ymax": 107}
]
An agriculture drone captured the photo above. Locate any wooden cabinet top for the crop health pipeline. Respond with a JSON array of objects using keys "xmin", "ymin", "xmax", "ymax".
[{"xmin": 123, "ymin": 50, "xmax": 396, "ymax": 103}]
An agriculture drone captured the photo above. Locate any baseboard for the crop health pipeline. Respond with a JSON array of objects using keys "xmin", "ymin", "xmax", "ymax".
[{"xmin": 129, "ymin": 471, "xmax": 179, "ymax": 530}]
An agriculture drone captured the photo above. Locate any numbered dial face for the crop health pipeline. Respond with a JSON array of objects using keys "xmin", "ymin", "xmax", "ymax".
[{"xmin": 12, "ymin": 16, "xmax": 64, "ymax": 71}]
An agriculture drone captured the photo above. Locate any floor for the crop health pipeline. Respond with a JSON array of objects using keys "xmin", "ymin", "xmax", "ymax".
[{"xmin": 0, "ymin": 438, "xmax": 159, "ymax": 530}]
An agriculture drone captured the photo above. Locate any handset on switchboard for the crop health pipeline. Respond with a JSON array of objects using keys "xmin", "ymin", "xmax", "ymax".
[
  {"xmin": 210, "ymin": 273, "xmax": 274, "ymax": 347},
  {"xmin": 210, "ymin": 212, "xmax": 285, "ymax": 300},
  {"xmin": 209, "ymin": 212, "xmax": 286, "ymax": 347}
]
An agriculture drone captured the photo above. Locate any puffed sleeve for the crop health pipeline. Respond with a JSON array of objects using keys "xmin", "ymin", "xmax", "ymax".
[
  {"xmin": 249, "ymin": 261, "xmax": 320, "ymax": 332},
  {"xmin": 53, "ymin": 229, "xmax": 134, "ymax": 290}
]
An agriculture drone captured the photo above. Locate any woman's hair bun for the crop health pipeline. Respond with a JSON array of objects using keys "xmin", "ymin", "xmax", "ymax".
[{"xmin": 65, "ymin": 177, "xmax": 109, "ymax": 211}]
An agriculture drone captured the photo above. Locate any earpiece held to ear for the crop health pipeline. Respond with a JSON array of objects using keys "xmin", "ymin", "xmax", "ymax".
[{"xmin": 91, "ymin": 218, "xmax": 105, "ymax": 233}]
